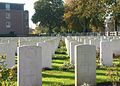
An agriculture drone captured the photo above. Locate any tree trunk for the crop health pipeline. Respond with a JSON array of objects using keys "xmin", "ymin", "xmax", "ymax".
[
  {"xmin": 49, "ymin": 27, "xmax": 52, "ymax": 36},
  {"xmin": 115, "ymin": 19, "xmax": 117, "ymax": 31}
]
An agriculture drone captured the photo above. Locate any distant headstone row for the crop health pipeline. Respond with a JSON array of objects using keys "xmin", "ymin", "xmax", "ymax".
[{"xmin": 65, "ymin": 36, "xmax": 120, "ymax": 66}]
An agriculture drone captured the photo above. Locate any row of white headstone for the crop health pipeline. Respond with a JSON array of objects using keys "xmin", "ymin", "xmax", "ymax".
[
  {"xmin": 0, "ymin": 37, "xmax": 59, "ymax": 68},
  {"xmin": 0, "ymin": 37, "xmax": 60, "ymax": 86},
  {"xmin": 65, "ymin": 36, "xmax": 120, "ymax": 86},
  {"xmin": 65, "ymin": 36, "xmax": 120, "ymax": 66},
  {"xmin": 0, "ymin": 36, "xmax": 119, "ymax": 86}
]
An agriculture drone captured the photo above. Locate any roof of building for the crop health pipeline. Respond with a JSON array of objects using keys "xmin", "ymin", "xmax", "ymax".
[{"xmin": 0, "ymin": 2, "xmax": 25, "ymax": 5}]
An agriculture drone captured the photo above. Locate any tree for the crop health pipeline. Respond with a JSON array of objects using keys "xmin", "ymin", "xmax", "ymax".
[
  {"xmin": 64, "ymin": 0, "xmax": 107, "ymax": 32},
  {"xmin": 32, "ymin": 25, "xmax": 41, "ymax": 35},
  {"xmin": 33, "ymin": 25, "xmax": 49, "ymax": 35},
  {"xmin": 105, "ymin": 0, "xmax": 120, "ymax": 31},
  {"xmin": 32, "ymin": 0, "xmax": 64, "ymax": 34}
]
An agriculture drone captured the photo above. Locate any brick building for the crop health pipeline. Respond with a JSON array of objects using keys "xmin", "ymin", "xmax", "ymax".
[{"xmin": 0, "ymin": 2, "xmax": 29, "ymax": 36}]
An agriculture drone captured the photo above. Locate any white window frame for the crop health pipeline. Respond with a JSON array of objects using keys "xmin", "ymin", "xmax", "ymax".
[
  {"xmin": 6, "ymin": 21, "xmax": 11, "ymax": 28},
  {"xmin": 6, "ymin": 4, "xmax": 10, "ymax": 11},
  {"xmin": 6, "ymin": 12, "xmax": 10, "ymax": 19}
]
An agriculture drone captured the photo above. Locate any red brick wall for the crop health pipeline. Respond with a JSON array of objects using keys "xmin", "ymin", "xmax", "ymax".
[{"xmin": 0, "ymin": 9, "xmax": 29, "ymax": 36}]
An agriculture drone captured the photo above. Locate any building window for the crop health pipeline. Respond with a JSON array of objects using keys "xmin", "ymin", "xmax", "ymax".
[
  {"xmin": 24, "ymin": 11, "xmax": 29, "ymax": 20},
  {"xmin": 25, "ymin": 22, "xmax": 29, "ymax": 28},
  {"xmin": 6, "ymin": 12, "xmax": 10, "ymax": 19},
  {"xmin": 6, "ymin": 4, "xmax": 10, "ymax": 10},
  {"xmin": 25, "ymin": 14, "xmax": 28, "ymax": 20},
  {"xmin": 6, "ymin": 21, "xmax": 11, "ymax": 28}
]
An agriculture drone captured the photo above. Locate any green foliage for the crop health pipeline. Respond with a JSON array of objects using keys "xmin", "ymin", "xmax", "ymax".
[
  {"xmin": 58, "ymin": 40, "xmax": 66, "ymax": 48},
  {"xmin": 32, "ymin": 0, "xmax": 120, "ymax": 33},
  {"xmin": 33, "ymin": 25, "xmax": 50, "ymax": 35},
  {"xmin": 64, "ymin": 0, "xmax": 120, "ymax": 32},
  {"xmin": 32, "ymin": 0, "xmax": 64, "ymax": 34},
  {"xmin": 106, "ymin": 64, "xmax": 120, "ymax": 85},
  {"xmin": 55, "ymin": 40, "xmax": 67, "ymax": 54},
  {"xmin": 33, "ymin": 24, "xmax": 42, "ymax": 35},
  {"xmin": 59, "ymin": 62, "xmax": 74, "ymax": 71},
  {"xmin": 106, "ymin": 57, "xmax": 120, "ymax": 85},
  {"xmin": 64, "ymin": 0, "xmax": 106, "ymax": 32},
  {"xmin": 52, "ymin": 54, "xmax": 69, "ymax": 60},
  {"xmin": 0, "ymin": 55, "xmax": 17, "ymax": 86}
]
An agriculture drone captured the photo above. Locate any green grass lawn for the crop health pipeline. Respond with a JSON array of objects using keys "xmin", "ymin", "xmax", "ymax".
[{"xmin": 42, "ymin": 40, "xmax": 120, "ymax": 86}]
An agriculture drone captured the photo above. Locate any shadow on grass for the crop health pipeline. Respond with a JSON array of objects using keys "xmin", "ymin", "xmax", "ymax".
[
  {"xmin": 96, "ymin": 73, "xmax": 107, "ymax": 76},
  {"xmin": 42, "ymin": 81, "xmax": 75, "ymax": 86},
  {"xmin": 96, "ymin": 82, "xmax": 113, "ymax": 86},
  {"xmin": 52, "ymin": 57, "xmax": 69, "ymax": 60},
  {"xmin": 96, "ymin": 67, "xmax": 107, "ymax": 71},
  {"xmin": 96, "ymin": 78, "xmax": 109, "ymax": 84},
  {"xmin": 42, "ymin": 81, "xmax": 64, "ymax": 86},
  {"xmin": 42, "ymin": 73, "xmax": 74, "ymax": 79},
  {"xmin": 55, "ymin": 51, "xmax": 67, "ymax": 55},
  {"xmin": 63, "ymin": 84, "xmax": 75, "ymax": 86}
]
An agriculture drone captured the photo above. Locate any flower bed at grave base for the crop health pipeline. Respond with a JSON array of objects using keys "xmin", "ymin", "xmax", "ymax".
[{"xmin": 0, "ymin": 55, "xmax": 17, "ymax": 86}]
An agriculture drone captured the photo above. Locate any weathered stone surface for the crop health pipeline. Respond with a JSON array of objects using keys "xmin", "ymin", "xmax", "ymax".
[
  {"xmin": 0, "ymin": 42, "xmax": 17, "ymax": 68},
  {"xmin": 75, "ymin": 44, "xmax": 96, "ymax": 86},
  {"xmin": 17, "ymin": 45, "xmax": 42, "ymax": 86},
  {"xmin": 37, "ymin": 41, "xmax": 52, "ymax": 68},
  {"xmin": 70, "ymin": 41, "xmax": 80, "ymax": 64},
  {"xmin": 100, "ymin": 40, "xmax": 113, "ymax": 66}
]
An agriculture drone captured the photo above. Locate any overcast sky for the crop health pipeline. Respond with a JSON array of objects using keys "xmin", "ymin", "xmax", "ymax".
[{"xmin": 0, "ymin": 0, "xmax": 37, "ymax": 29}]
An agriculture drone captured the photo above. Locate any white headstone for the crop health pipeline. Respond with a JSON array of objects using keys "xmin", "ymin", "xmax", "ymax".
[
  {"xmin": 79, "ymin": 38, "xmax": 84, "ymax": 44},
  {"xmin": 75, "ymin": 45, "xmax": 96, "ymax": 86},
  {"xmin": 17, "ymin": 45, "xmax": 42, "ymax": 86},
  {"xmin": 110, "ymin": 39, "xmax": 120, "ymax": 56},
  {"xmin": 84, "ymin": 38, "xmax": 89, "ymax": 44},
  {"xmin": 45, "ymin": 37, "xmax": 60, "ymax": 55},
  {"xmin": 37, "ymin": 41, "xmax": 52, "ymax": 68},
  {"xmin": 90, "ymin": 39, "xmax": 100, "ymax": 50},
  {"xmin": 0, "ymin": 42, "xmax": 17, "ymax": 68},
  {"xmin": 70, "ymin": 41, "xmax": 80, "ymax": 64},
  {"xmin": 100, "ymin": 40, "xmax": 113, "ymax": 66},
  {"xmin": 65, "ymin": 37, "xmax": 73, "ymax": 56}
]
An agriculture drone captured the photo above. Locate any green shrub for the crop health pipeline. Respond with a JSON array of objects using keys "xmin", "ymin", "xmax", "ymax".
[
  {"xmin": 106, "ymin": 63, "xmax": 120, "ymax": 85},
  {"xmin": 58, "ymin": 40, "xmax": 66, "ymax": 48},
  {"xmin": 59, "ymin": 62, "xmax": 74, "ymax": 71},
  {"xmin": 0, "ymin": 55, "xmax": 17, "ymax": 86}
]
